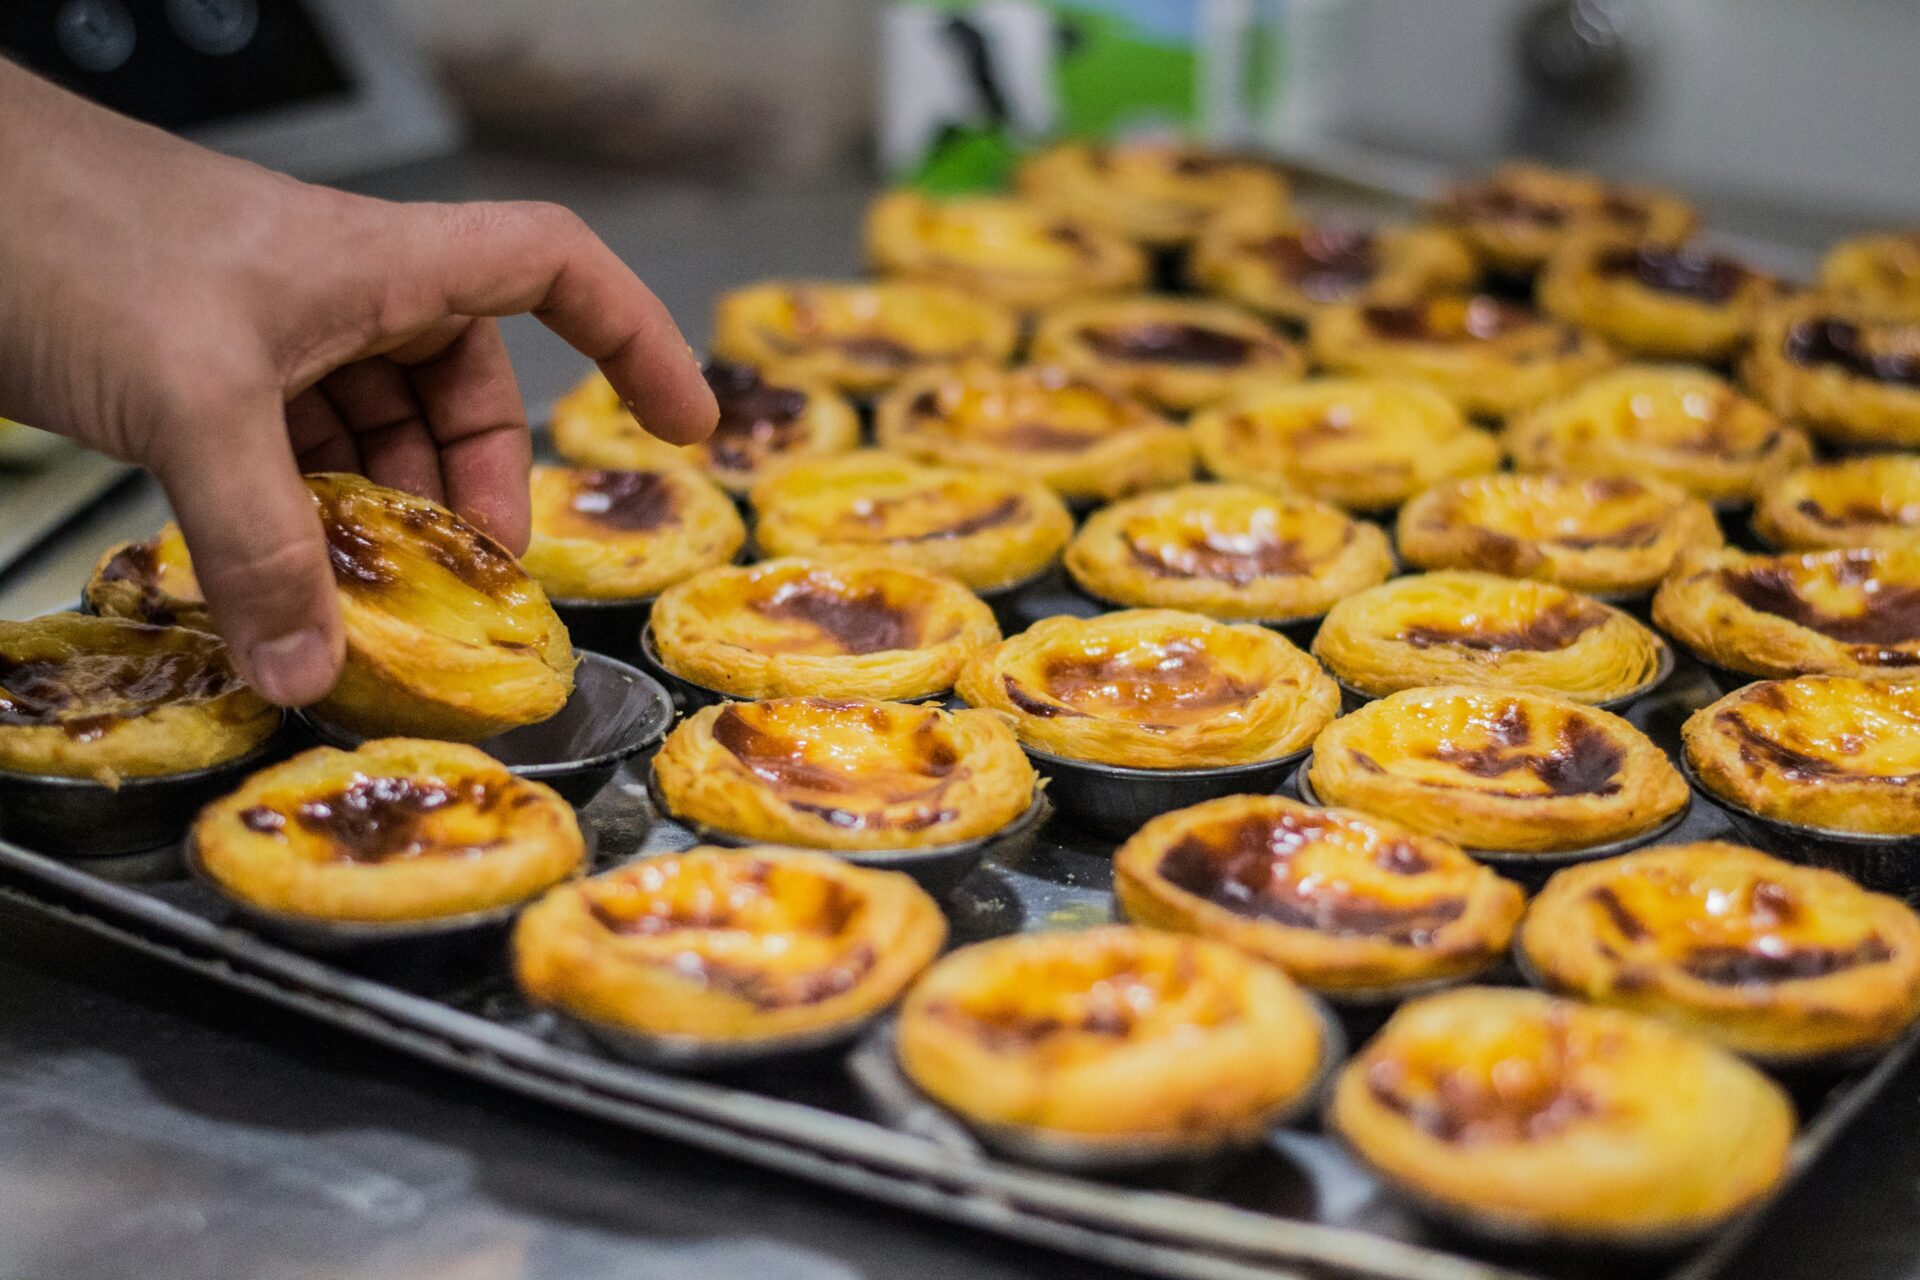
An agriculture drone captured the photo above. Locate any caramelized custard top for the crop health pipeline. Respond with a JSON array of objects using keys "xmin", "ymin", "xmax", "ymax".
[{"xmin": 1717, "ymin": 550, "xmax": 1920, "ymax": 662}]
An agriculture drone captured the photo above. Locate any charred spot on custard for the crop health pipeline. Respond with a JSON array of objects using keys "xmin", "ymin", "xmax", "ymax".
[
  {"xmin": 1782, "ymin": 318, "xmax": 1920, "ymax": 388},
  {"xmin": 0, "ymin": 648, "xmax": 243, "ymax": 739},
  {"xmin": 1078, "ymin": 322, "xmax": 1257, "ymax": 367},
  {"xmin": 749, "ymin": 578, "xmax": 928, "ymax": 654},
  {"xmin": 845, "ymin": 491, "xmax": 1027, "ymax": 543},
  {"xmin": 1399, "ymin": 599, "xmax": 1609, "ymax": 654},
  {"xmin": 1427, "ymin": 706, "xmax": 1626, "ymax": 798},
  {"xmin": 1593, "ymin": 245, "xmax": 1751, "ymax": 304},
  {"xmin": 1363, "ymin": 1017, "xmax": 1603, "ymax": 1146},
  {"xmin": 704, "ymin": 360, "xmax": 811, "ymax": 471},
  {"xmin": 242, "ymin": 774, "xmax": 503, "ymax": 864},
  {"xmin": 1036, "ymin": 640, "xmax": 1259, "ymax": 725},
  {"xmin": 1718, "ymin": 559, "xmax": 1920, "ymax": 650},
  {"xmin": 321, "ymin": 494, "xmax": 524, "ymax": 600},
  {"xmin": 708, "ymin": 701, "xmax": 964, "ymax": 831},
  {"xmin": 565, "ymin": 470, "xmax": 681, "ymax": 533},
  {"xmin": 1362, "ymin": 297, "xmax": 1535, "ymax": 343},
  {"xmin": 1123, "ymin": 524, "xmax": 1318, "ymax": 585},
  {"xmin": 1718, "ymin": 707, "xmax": 1920, "ymax": 785},
  {"xmin": 1256, "ymin": 228, "xmax": 1379, "ymax": 301}
]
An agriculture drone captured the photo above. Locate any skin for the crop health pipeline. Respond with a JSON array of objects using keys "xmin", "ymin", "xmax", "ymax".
[{"xmin": 0, "ymin": 63, "xmax": 717, "ymax": 705}]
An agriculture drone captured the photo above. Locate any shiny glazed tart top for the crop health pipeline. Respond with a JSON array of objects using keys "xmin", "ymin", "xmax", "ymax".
[
  {"xmin": 523, "ymin": 464, "xmax": 745, "ymax": 601},
  {"xmin": 1329, "ymin": 987, "xmax": 1791, "ymax": 1239},
  {"xmin": 1684, "ymin": 677, "xmax": 1920, "ymax": 835},
  {"xmin": 86, "ymin": 521, "xmax": 206, "ymax": 627},
  {"xmin": 1028, "ymin": 295, "xmax": 1306, "ymax": 410},
  {"xmin": 535, "ymin": 466, "xmax": 680, "ymax": 536},
  {"xmin": 1015, "ymin": 141, "xmax": 1290, "ymax": 245},
  {"xmin": 1312, "ymin": 571, "xmax": 1666, "ymax": 704},
  {"xmin": 0, "ymin": 615, "xmax": 245, "ymax": 738},
  {"xmin": 663, "ymin": 559, "xmax": 954, "ymax": 657},
  {"xmin": 1757, "ymin": 456, "xmax": 1920, "ymax": 551},
  {"xmin": 883, "ymin": 362, "xmax": 1174, "ymax": 458},
  {"xmin": 1189, "ymin": 379, "xmax": 1498, "ymax": 513}
]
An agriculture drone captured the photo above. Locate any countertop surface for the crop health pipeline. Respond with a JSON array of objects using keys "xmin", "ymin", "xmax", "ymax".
[{"xmin": 1, "ymin": 152, "xmax": 1916, "ymax": 1280}]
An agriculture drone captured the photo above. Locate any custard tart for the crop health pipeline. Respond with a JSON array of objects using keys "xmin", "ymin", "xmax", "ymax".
[
  {"xmin": 1755, "ymin": 455, "xmax": 1920, "ymax": 552},
  {"xmin": 193, "ymin": 738, "xmax": 584, "ymax": 923},
  {"xmin": 1329, "ymin": 987, "xmax": 1792, "ymax": 1243},
  {"xmin": 1309, "ymin": 295, "xmax": 1617, "ymax": 421},
  {"xmin": 1431, "ymin": 162, "xmax": 1697, "ymax": 276},
  {"xmin": 865, "ymin": 190, "xmax": 1147, "ymax": 310},
  {"xmin": 1817, "ymin": 230, "xmax": 1920, "ymax": 319},
  {"xmin": 1064, "ymin": 482, "xmax": 1394, "ymax": 624},
  {"xmin": 521, "ymin": 465, "xmax": 745, "ymax": 601},
  {"xmin": 1189, "ymin": 218, "xmax": 1477, "ymax": 326},
  {"xmin": 1742, "ymin": 296, "xmax": 1920, "ymax": 448},
  {"xmin": 86, "ymin": 522, "xmax": 209, "ymax": 630},
  {"xmin": 652, "ymin": 697, "xmax": 1036, "ymax": 852},
  {"xmin": 549, "ymin": 362, "xmax": 860, "ymax": 496},
  {"xmin": 896, "ymin": 926, "xmax": 1325, "ymax": 1150},
  {"xmin": 649, "ymin": 557, "xmax": 998, "ymax": 702},
  {"xmin": 748, "ymin": 451, "xmax": 1072, "ymax": 593},
  {"xmin": 306, "ymin": 473, "xmax": 576, "ymax": 742},
  {"xmin": 0, "ymin": 614, "xmax": 276, "ymax": 783},
  {"xmin": 1654, "ymin": 545, "xmax": 1920, "ymax": 679},
  {"xmin": 713, "ymin": 280, "xmax": 1020, "ymax": 397},
  {"xmin": 1505, "ymin": 364, "xmax": 1810, "ymax": 506},
  {"xmin": 1027, "ymin": 295, "xmax": 1305, "ymax": 413},
  {"xmin": 1114, "ymin": 795, "xmax": 1524, "ymax": 997},
  {"xmin": 1014, "ymin": 140, "xmax": 1289, "ymax": 249},
  {"xmin": 1538, "ymin": 237, "xmax": 1778, "ymax": 362},
  {"xmin": 1397, "ymin": 472, "xmax": 1720, "ymax": 597},
  {"xmin": 1683, "ymin": 676, "xmax": 1920, "ymax": 837},
  {"xmin": 1313, "ymin": 572, "xmax": 1668, "ymax": 706},
  {"xmin": 1521, "ymin": 842, "xmax": 1920, "ymax": 1062},
  {"xmin": 1189, "ymin": 379, "xmax": 1499, "ymax": 513},
  {"xmin": 955, "ymin": 608, "xmax": 1338, "ymax": 770},
  {"xmin": 514, "ymin": 848, "xmax": 944, "ymax": 1055},
  {"xmin": 874, "ymin": 362, "xmax": 1192, "ymax": 505},
  {"xmin": 1307, "ymin": 686, "xmax": 1689, "ymax": 854}
]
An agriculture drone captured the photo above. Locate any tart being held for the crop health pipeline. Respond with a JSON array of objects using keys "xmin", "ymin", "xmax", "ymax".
[
  {"xmin": 1114, "ymin": 794, "xmax": 1524, "ymax": 997},
  {"xmin": 521, "ymin": 464, "xmax": 745, "ymax": 602},
  {"xmin": 1028, "ymin": 295, "xmax": 1305, "ymax": 413},
  {"xmin": 193, "ymin": 738, "xmax": 584, "ymax": 924},
  {"xmin": 1065, "ymin": 482, "xmax": 1394, "ymax": 624},
  {"xmin": 1328, "ymin": 987, "xmax": 1791, "ymax": 1243},
  {"xmin": 749, "ymin": 451, "xmax": 1072, "ymax": 594},
  {"xmin": 652, "ymin": 697, "xmax": 1037, "ymax": 852},
  {"xmin": 957, "ymin": 608, "xmax": 1338, "ymax": 770},
  {"xmin": 1312, "ymin": 571, "xmax": 1667, "ymax": 706},
  {"xmin": 0, "ymin": 613, "xmax": 277, "ymax": 784},
  {"xmin": 549, "ymin": 361, "xmax": 859, "ymax": 497},
  {"xmin": 865, "ymin": 190, "xmax": 1147, "ymax": 310},
  {"xmin": 1521, "ymin": 842, "xmax": 1920, "ymax": 1062},
  {"xmin": 1307, "ymin": 686, "xmax": 1688, "ymax": 855},
  {"xmin": 1396, "ymin": 472, "xmax": 1721, "ymax": 598},
  {"xmin": 649, "ymin": 556, "xmax": 998, "ymax": 702},
  {"xmin": 303, "ymin": 472, "xmax": 575, "ymax": 742}
]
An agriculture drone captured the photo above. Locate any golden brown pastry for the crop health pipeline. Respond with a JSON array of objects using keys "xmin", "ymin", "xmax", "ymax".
[
  {"xmin": 1538, "ymin": 237, "xmax": 1779, "ymax": 362},
  {"xmin": 955, "ymin": 608, "xmax": 1337, "ymax": 769},
  {"xmin": 1683, "ymin": 676, "xmax": 1920, "ymax": 836},
  {"xmin": 1755, "ymin": 455, "xmax": 1920, "ymax": 551},
  {"xmin": 1114, "ymin": 795, "xmax": 1524, "ymax": 996},
  {"xmin": 748, "ymin": 450, "xmax": 1072, "ymax": 593},
  {"xmin": 548, "ymin": 362, "xmax": 860, "ymax": 496},
  {"xmin": 1014, "ymin": 140, "xmax": 1289, "ymax": 249},
  {"xmin": 1430, "ymin": 162, "xmax": 1697, "ymax": 276},
  {"xmin": 85, "ymin": 522, "xmax": 209, "ymax": 630},
  {"xmin": 1817, "ymin": 230, "xmax": 1920, "ymax": 319},
  {"xmin": 652, "ymin": 697, "xmax": 1036, "ymax": 851},
  {"xmin": 1328, "ymin": 987, "xmax": 1792, "ymax": 1242},
  {"xmin": 713, "ymin": 280, "xmax": 1020, "ymax": 397},
  {"xmin": 874, "ymin": 361, "xmax": 1192, "ymax": 505},
  {"xmin": 515, "ymin": 848, "xmax": 944, "ymax": 1048},
  {"xmin": 1064, "ymin": 482, "xmax": 1393, "ymax": 623},
  {"xmin": 1505, "ymin": 364, "xmax": 1811, "ymax": 506},
  {"xmin": 1742, "ymin": 296, "xmax": 1920, "ymax": 448},
  {"xmin": 1309, "ymin": 295, "xmax": 1616, "ymax": 421},
  {"xmin": 649, "ymin": 556, "xmax": 999, "ymax": 702},
  {"xmin": 1188, "ymin": 378, "xmax": 1499, "ymax": 513},
  {"xmin": 0, "ymin": 613, "xmax": 276, "ymax": 783},
  {"xmin": 1308, "ymin": 686, "xmax": 1688, "ymax": 853},
  {"xmin": 1312, "ymin": 572, "xmax": 1667, "ymax": 705},
  {"xmin": 305, "ymin": 473, "xmax": 576, "ymax": 742},
  {"xmin": 1654, "ymin": 545, "xmax": 1920, "ymax": 679},
  {"xmin": 1189, "ymin": 218, "xmax": 1477, "ymax": 326},
  {"xmin": 897, "ymin": 926, "xmax": 1323, "ymax": 1145},
  {"xmin": 1027, "ymin": 295, "xmax": 1304, "ymax": 413},
  {"xmin": 1521, "ymin": 842, "xmax": 1920, "ymax": 1061},
  {"xmin": 1397, "ymin": 472, "xmax": 1720, "ymax": 597},
  {"xmin": 865, "ymin": 190, "xmax": 1147, "ymax": 310},
  {"xmin": 521, "ymin": 465, "xmax": 745, "ymax": 601},
  {"xmin": 194, "ymin": 739, "xmax": 584, "ymax": 922}
]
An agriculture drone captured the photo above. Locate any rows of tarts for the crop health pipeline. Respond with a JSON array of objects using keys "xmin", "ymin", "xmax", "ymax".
[{"xmin": 8, "ymin": 144, "xmax": 1920, "ymax": 1252}]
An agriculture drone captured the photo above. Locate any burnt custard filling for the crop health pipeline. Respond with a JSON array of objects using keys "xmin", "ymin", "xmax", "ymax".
[
  {"xmin": 903, "ymin": 374, "xmax": 1146, "ymax": 453},
  {"xmin": 237, "ymin": 772, "xmax": 513, "ymax": 864},
  {"xmin": 552, "ymin": 469, "xmax": 681, "ymax": 534},
  {"xmin": 1361, "ymin": 1010, "xmax": 1605, "ymax": 1146},
  {"xmin": 1591, "ymin": 244, "xmax": 1754, "ymax": 304},
  {"xmin": 1004, "ymin": 638, "xmax": 1259, "ymax": 728},
  {"xmin": 1400, "ymin": 701, "xmax": 1627, "ymax": 800},
  {"xmin": 1718, "ymin": 552, "xmax": 1920, "ymax": 665},
  {"xmin": 747, "ymin": 575, "xmax": 935, "ymax": 655},
  {"xmin": 0, "ymin": 644, "xmax": 242, "ymax": 742},
  {"xmin": 1361, "ymin": 296, "xmax": 1552, "ymax": 346},
  {"xmin": 1123, "ymin": 519, "xmax": 1335, "ymax": 584},
  {"xmin": 1077, "ymin": 321, "xmax": 1258, "ymax": 367},
  {"xmin": 710, "ymin": 700, "xmax": 963, "ymax": 833},
  {"xmin": 703, "ymin": 360, "xmax": 813, "ymax": 471},
  {"xmin": 1783, "ymin": 318, "xmax": 1920, "ymax": 388},
  {"xmin": 1257, "ymin": 227, "xmax": 1381, "ymax": 301}
]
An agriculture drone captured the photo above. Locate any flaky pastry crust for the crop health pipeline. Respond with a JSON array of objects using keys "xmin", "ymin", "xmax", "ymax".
[{"xmin": 522, "ymin": 464, "xmax": 745, "ymax": 600}]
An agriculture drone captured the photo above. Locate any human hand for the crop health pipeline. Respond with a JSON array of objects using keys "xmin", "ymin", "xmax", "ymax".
[{"xmin": 0, "ymin": 63, "xmax": 717, "ymax": 706}]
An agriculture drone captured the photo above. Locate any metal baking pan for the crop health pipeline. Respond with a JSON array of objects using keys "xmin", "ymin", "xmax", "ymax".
[{"xmin": 2, "ymin": 649, "xmax": 1917, "ymax": 1280}]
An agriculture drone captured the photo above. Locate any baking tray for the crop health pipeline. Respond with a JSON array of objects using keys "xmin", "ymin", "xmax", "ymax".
[{"xmin": 1, "ymin": 648, "xmax": 1916, "ymax": 1280}]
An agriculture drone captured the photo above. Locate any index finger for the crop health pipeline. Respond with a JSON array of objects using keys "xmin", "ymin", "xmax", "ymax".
[{"xmin": 388, "ymin": 201, "xmax": 717, "ymax": 444}]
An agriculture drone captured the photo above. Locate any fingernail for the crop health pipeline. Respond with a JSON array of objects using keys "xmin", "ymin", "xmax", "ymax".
[{"xmin": 248, "ymin": 629, "xmax": 335, "ymax": 707}]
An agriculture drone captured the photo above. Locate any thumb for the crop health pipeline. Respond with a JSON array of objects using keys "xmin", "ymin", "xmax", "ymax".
[{"xmin": 151, "ymin": 386, "xmax": 344, "ymax": 706}]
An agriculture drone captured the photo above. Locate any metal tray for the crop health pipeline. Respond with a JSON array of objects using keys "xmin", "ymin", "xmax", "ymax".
[{"xmin": 1, "ymin": 652, "xmax": 1916, "ymax": 1280}]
